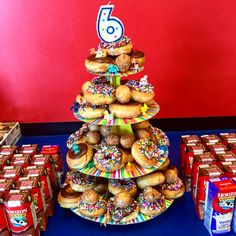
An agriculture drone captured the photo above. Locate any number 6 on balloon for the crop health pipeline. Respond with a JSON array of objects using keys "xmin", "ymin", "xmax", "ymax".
[{"xmin": 96, "ymin": 5, "xmax": 124, "ymax": 43}]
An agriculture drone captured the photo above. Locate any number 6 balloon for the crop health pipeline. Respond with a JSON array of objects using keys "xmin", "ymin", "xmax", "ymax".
[{"xmin": 96, "ymin": 5, "xmax": 124, "ymax": 43}]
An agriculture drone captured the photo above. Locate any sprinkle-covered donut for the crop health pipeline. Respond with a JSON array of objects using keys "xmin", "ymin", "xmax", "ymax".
[
  {"xmin": 108, "ymin": 179, "xmax": 137, "ymax": 196},
  {"xmin": 93, "ymin": 145, "xmax": 126, "ymax": 172},
  {"xmin": 126, "ymin": 80, "xmax": 155, "ymax": 103},
  {"xmin": 83, "ymin": 83, "xmax": 116, "ymax": 105}
]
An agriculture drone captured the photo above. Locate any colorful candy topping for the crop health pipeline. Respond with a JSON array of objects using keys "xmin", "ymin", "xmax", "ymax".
[
  {"xmin": 93, "ymin": 145, "xmax": 122, "ymax": 171},
  {"xmin": 92, "ymin": 76, "xmax": 110, "ymax": 84},
  {"xmin": 107, "ymin": 197, "xmax": 137, "ymax": 222},
  {"xmin": 150, "ymin": 126, "xmax": 170, "ymax": 146},
  {"xmin": 138, "ymin": 193, "xmax": 165, "ymax": 211},
  {"xmin": 126, "ymin": 80, "xmax": 154, "ymax": 93},
  {"xmin": 99, "ymin": 36, "xmax": 131, "ymax": 49},
  {"xmin": 78, "ymin": 200, "xmax": 106, "ymax": 212},
  {"xmin": 67, "ymin": 124, "xmax": 89, "ymax": 148},
  {"xmin": 77, "ymin": 99, "xmax": 107, "ymax": 111},
  {"xmin": 161, "ymin": 178, "xmax": 183, "ymax": 191},
  {"xmin": 110, "ymin": 179, "xmax": 136, "ymax": 191},
  {"xmin": 138, "ymin": 139, "xmax": 160, "ymax": 160},
  {"xmin": 86, "ymin": 83, "xmax": 115, "ymax": 97},
  {"xmin": 67, "ymin": 172, "xmax": 95, "ymax": 186}
]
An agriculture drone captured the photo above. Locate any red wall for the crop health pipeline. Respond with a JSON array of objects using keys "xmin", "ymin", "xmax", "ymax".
[{"xmin": 0, "ymin": 0, "xmax": 236, "ymax": 122}]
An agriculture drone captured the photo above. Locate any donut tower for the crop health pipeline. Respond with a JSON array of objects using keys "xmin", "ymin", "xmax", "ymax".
[{"xmin": 58, "ymin": 4, "xmax": 185, "ymax": 225}]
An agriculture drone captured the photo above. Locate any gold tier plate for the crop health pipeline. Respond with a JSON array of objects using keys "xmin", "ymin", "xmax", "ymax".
[
  {"xmin": 74, "ymin": 102, "xmax": 160, "ymax": 126},
  {"xmin": 87, "ymin": 67, "xmax": 144, "ymax": 77},
  {"xmin": 71, "ymin": 199, "xmax": 173, "ymax": 225},
  {"xmin": 75, "ymin": 156, "xmax": 166, "ymax": 179}
]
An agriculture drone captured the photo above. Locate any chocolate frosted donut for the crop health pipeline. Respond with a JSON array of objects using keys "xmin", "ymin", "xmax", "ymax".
[
  {"xmin": 130, "ymin": 50, "xmax": 145, "ymax": 69},
  {"xmin": 85, "ymin": 54, "xmax": 114, "ymax": 73}
]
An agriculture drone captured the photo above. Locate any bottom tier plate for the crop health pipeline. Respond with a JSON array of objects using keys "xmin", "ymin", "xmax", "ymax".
[{"xmin": 71, "ymin": 199, "xmax": 173, "ymax": 225}]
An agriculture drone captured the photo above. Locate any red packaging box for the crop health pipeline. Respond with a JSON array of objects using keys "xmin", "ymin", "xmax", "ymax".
[
  {"xmin": 201, "ymin": 134, "xmax": 221, "ymax": 144},
  {"xmin": 184, "ymin": 143, "xmax": 206, "ymax": 192},
  {"xmin": 216, "ymin": 151, "xmax": 236, "ymax": 167},
  {"xmin": 25, "ymin": 166, "xmax": 54, "ymax": 216},
  {"xmin": 222, "ymin": 163, "xmax": 236, "ymax": 178},
  {"xmin": 191, "ymin": 152, "xmax": 216, "ymax": 203},
  {"xmin": 230, "ymin": 142, "xmax": 236, "ymax": 155},
  {"xmin": 180, "ymin": 135, "xmax": 200, "ymax": 175},
  {"xmin": 195, "ymin": 165, "xmax": 224, "ymax": 219},
  {"xmin": 0, "ymin": 179, "xmax": 15, "ymax": 198},
  {"xmin": 0, "ymin": 155, "xmax": 11, "ymax": 170},
  {"xmin": 10, "ymin": 154, "xmax": 31, "ymax": 169},
  {"xmin": 206, "ymin": 142, "xmax": 227, "ymax": 156},
  {"xmin": 17, "ymin": 177, "xmax": 48, "ymax": 231},
  {"xmin": 220, "ymin": 133, "xmax": 236, "ymax": 146},
  {"xmin": 19, "ymin": 144, "xmax": 38, "ymax": 155},
  {"xmin": 0, "ymin": 166, "xmax": 23, "ymax": 181},
  {"xmin": 4, "ymin": 190, "xmax": 40, "ymax": 236},
  {"xmin": 0, "ymin": 192, "xmax": 10, "ymax": 236},
  {"xmin": 0, "ymin": 146, "xmax": 18, "ymax": 155}
]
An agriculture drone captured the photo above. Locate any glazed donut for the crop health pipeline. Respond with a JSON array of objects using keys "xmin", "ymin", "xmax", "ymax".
[
  {"xmin": 126, "ymin": 80, "xmax": 155, "ymax": 103},
  {"xmin": 131, "ymin": 138, "xmax": 161, "ymax": 168},
  {"xmin": 77, "ymin": 189, "xmax": 107, "ymax": 217},
  {"xmin": 93, "ymin": 145, "xmax": 126, "ymax": 172},
  {"xmin": 68, "ymin": 172, "xmax": 95, "ymax": 192},
  {"xmin": 108, "ymin": 179, "xmax": 137, "ymax": 197},
  {"xmin": 66, "ymin": 124, "xmax": 89, "ymax": 149},
  {"xmin": 115, "ymin": 85, "xmax": 131, "ymax": 104},
  {"xmin": 159, "ymin": 177, "xmax": 185, "ymax": 199},
  {"xmin": 83, "ymin": 82, "xmax": 115, "ymax": 105},
  {"xmin": 164, "ymin": 166, "xmax": 179, "ymax": 184},
  {"xmin": 106, "ymin": 134, "xmax": 120, "ymax": 146},
  {"xmin": 58, "ymin": 185, "xmax": 81, "ymax": 208},
  {"xmin": 156, "ymin": 158, "xmax": 170, "ymax": 171},
  {"xmin": 132, "ymin": 121, "xmax": 150, "ymax": 130},
  {"xmin": 120, "ymin": 134, "xmax": 135, "ymax": 149},
  {"xmin": 109, "ymin": 102, "xmax": 142, "ymax": 119},
  {"xmin": 106, "ymin": 192, "xmax": 139, "ymax": 223},
  {"xmin": 114, "ymin": 54, "xmax": 132, "ymax": 72},
  {"xmin": 76, "ymin": 94, "xmax": 107, "ymax": 119},
  {"xmin": 99, "ymin": 36, "xmax": 133, "ymax": 56},
  {"xmin": 85, "ymin": 54, "xmax": 114, "ymax": 73},
  {"xmin": 138, "ymin": 187, "xmax": 165, "ymax": 216},
  {"xmin": 86, "ymin": 131, "xmax": 101, "ymax": 145},
  {"xmin": 66, "ymin": 143, "xmax": 93, "ymax": 170},
  {"xmin": 93, "ymin": 178, "xmax": 108, "ymax": 194},
  {"xmin": 135, "ymin": 129, "xmax": 151, "ymax": 139},
  {"xmin": 130, "ymin": 50, "xmax": 145, "ymax": 68},
  {"xmin": 136, "ymin": 171, "xmax": 165, "ymax": 189}
]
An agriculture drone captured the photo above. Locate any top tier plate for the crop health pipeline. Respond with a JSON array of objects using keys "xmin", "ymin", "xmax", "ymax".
[
  {"xmin": 87, "ymin": 67, "xmax": 144, "ymax": 77},
  {"xmin": 74, "ymin": 102, "xmax": 160, "ymax": 126}
]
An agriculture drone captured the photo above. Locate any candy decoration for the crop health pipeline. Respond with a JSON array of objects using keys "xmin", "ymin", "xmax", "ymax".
[
  {"xmin": 140, "ymin": 103, "xmax": 149, "ymax": 115},
  {"xmin": 104, "ymin": 110, "xmax": 114, "ymax": 122},
  {"xmin": 72, "ymin": 143, "xmax": 80, "ymax": 154},
  {"xmin": 96, "ymin": 5, "xmax": 124, "ymax": 43},
  {"xmin": 107, "ymin": 64, "xmax": 119, "ymax": 74}
]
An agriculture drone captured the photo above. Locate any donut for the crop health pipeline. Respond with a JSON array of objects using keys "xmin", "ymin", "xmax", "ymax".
[
  {"xmin": 77, "ymin": 189, "xmax": 107, "ymax": 217},
  {"xmin": 164, "ymin": 166, "xmax": 179, "ymax": 184},
  {"xmin": 99, "ymin": 126, "xmax": 112, "ymax": 137},
  {"xmin": 93, "ymin": 145, "xmax": 126, "ymax": 172},
  {"xmin": 132, "ymin": 121, "xmax": 150, "ymax": 130},
  {"xmin": 106, "ymin": 192, "xmax": 139, "ymax": 223},
  {"xmin": 92, "ymin": 76, "xmax": 110, "ymax": 85},
  {"xmin": 109, "ymin": 102, "xmax": 142, "ymax": 119},
  {"xmin": 86, "ymin": 131, "xmax": 101, "ymax": 145},
  {"xmin": 76, "ymin": 94, "xmax": 107, "ymax": 119},
  {"xmin": 83, "ymin": 83, "xmax": 116, "ymax": 105},
  {"xmin": 138, "ymin": 187, "xmax": 165, "ymax": 216},
  {"xmin": 136, "ymin": 171, "xmax": 165, "ymax": 189},
  {"xmin": 131, "ymin": 138, "xmax": 161, "ymax": 168},
  {"xmin": 106, "ymin": 134, "xmax": 120, "ymax": 146},
  {"xmin": 85, "ymin": 54, "xmax": 114, "ymax": 73},
  {"xmin": 126, "ymin": 80, "xmax": 155, "ymax": 103},
  {"xmin": 66, "ymin": 143, "xmax": 93, "ymax": 170},
  {"xmin": 99, "ymin": 36, "xmax": 133, "ymax": 56},
  {"xmin": 120, "ymin": 135, "xmax": 135, "ymax": 149},
  {"xmin": 115, "ymin": 85, "xmax": 131, "ymax": 104},
  {"xmin": 156, "ymin": 158, "xmax": 170, "ymax": 171},
  {"xmin": 58, "ymin": 185, "xmax": 81, "ymax": 208},
  {"xmin": 108, "ymin": 179, "xmax": 137, "ymax": 197},
  {"xmin": 159, "ymin": 177, "xmax": 185, "ymax": 199},
  {"xmin": 149, "ymin": 126, "xmax": 170, "ymax": 146},
  {"xmin": 68, "ymin": 172, "xmax": 95, "ymax": 192},
  {"xmin": 93, "ymin": 178, "xmax": 108, "ymax": 194},
  {"xmin": 88, "ymin": 124, "xmax": 100, "ymax": 132},
  {"xmin": 135, "ymin": 129, "xmax": 151, "ymax": 139},
  {"xmin": 114, "ymin": 54, "xmax": 132, "ymax": 72},
  {"xmin": 66, "ymin": 124, "xmax": 89, "ymax": 149},
  {"xmin": 129, "ymin": 50, "xmax": 145, "ymax": 68},
  {"xmin": 122, "ymin": 148, "xmax": 135, "ymax": 163}
]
